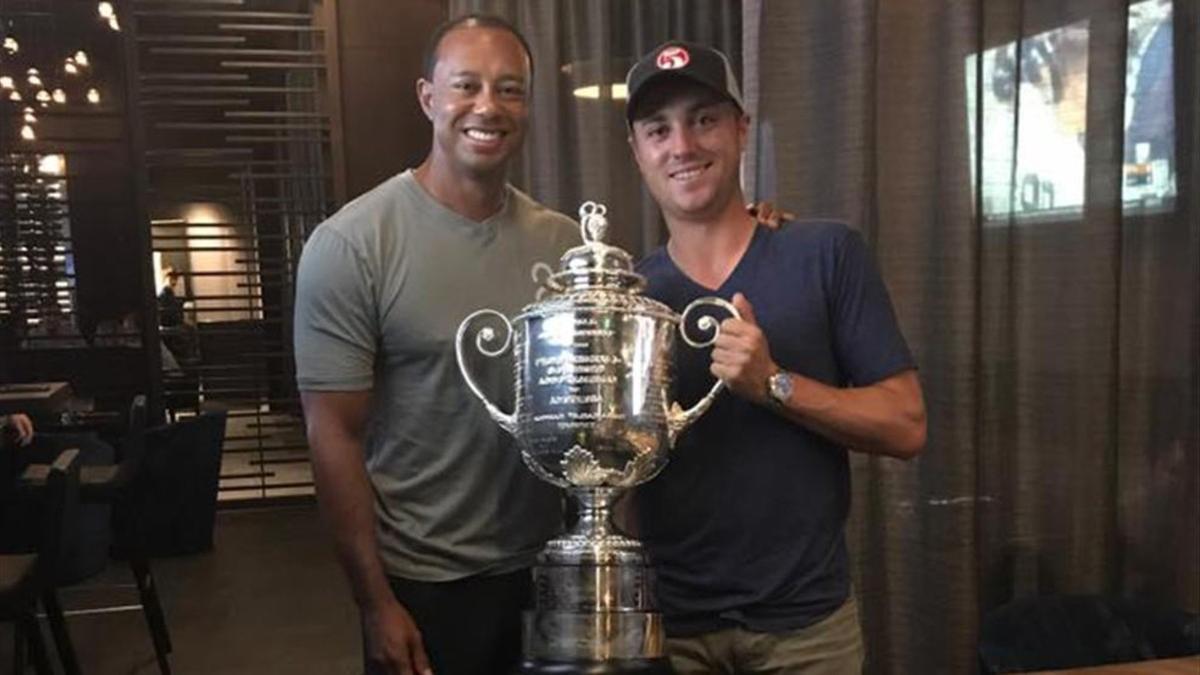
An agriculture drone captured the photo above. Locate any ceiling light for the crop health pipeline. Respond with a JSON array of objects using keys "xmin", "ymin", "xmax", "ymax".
[
  {"xmin": 98, "ymin": 2, "xmax": 115, "ymax": 19},
  {"xmin": 8, "ymin": 90, "xmax": 21, "ymax": 102},
  {"xmin": 64, "ymin": 60, "xmax": 79, "ymax": 75},
  {"xmin": 107, "ymin": 16, "xmax": 121, "ymax": 31},
  {"xmin": 52, "ymin": 89, "xmax": 66, "ymax": 104},
  {"xmin": 36, "ymin": 89, "xmax": 52, "ymax": 103},
  {"xmin": 0, "ymin": 76, "xmax": 13, "ymax": 89},
  {"xmin": 24, "ymin": 111, "xmax": 36, "ymax": 123},
  {"xmin": 20, "ymin": 124, "xmax": 35, "ymax": 141},
  {"xmin": 74, "ymin": 50, "xmax": 90, "ymax": 67},
  {"xmin": 2, "ymin": 37, "xmax": 17, "ymax": 54},
  {"xmin": 571, "ymin": 83, "xmax": 628, "ymax": 100},
  {"xmin": 86, "ymin": 88, "xmax": 101, "ymax": 104}
]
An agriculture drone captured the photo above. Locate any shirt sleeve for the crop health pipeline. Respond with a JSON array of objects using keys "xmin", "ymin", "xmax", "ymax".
[
  {"xmin": 293, "ymin": 227, "xmax": 378, "ymax": 391},
  {"xmin": 829, "ymin": 228, "xmax": 916, "ymax": 386}
]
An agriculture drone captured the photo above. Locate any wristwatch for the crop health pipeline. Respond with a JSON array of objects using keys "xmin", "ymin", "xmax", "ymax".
[{"xmin": 767, "ymin": 370, "xmax": 793, "ymax": 407}]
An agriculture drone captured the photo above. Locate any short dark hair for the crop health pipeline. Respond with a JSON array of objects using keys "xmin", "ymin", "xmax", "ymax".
[{"xmin": 421, "ymin": 13, "xmax": 534, "ymax": 81}]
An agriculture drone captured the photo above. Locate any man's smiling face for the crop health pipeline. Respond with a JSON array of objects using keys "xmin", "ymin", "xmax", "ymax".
[
  {"xmin": 629, "ymin": 78, "xmax": 748, "ymax": 224},
  {"xmin": 419, "ymin": 25, "xmax": 530, "ymax": 179}
]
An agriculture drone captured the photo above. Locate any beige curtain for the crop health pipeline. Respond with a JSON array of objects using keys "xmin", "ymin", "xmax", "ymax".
[{"xmin": 747, "ymin": 0, "xmax": 1198, "ymax": 671}]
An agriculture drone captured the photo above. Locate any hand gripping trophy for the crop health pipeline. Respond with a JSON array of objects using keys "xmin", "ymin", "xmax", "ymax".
[{"xmin": 456, "ymin": 202, "xmax": 736, "ymax": 674}]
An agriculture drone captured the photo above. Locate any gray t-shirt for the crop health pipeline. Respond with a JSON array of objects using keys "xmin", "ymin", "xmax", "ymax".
[{"xmin": 294, "ymin": 170, "xmax": 578, "ymax": 581}]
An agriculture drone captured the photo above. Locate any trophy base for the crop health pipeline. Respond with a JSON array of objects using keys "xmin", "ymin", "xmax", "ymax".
[
  {"xmin": 517, "ymin": 657, "xmax": 674, "ymax": 674},
  {"xmin": 523, "ymin": 609, "xmax": 664, "ymax": 661},
  {"xmin": 520, "ymin": 489, "xmax": 673, "ymax": 674}
]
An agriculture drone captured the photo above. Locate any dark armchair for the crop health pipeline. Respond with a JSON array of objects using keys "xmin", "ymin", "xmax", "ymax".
[
  {"xmin": 0, "ymin": 449, "xmax": 82, "ymax": 675},
  {"xmin": 979, "ymin": 594, "xmax": 1200, "ymax": 673}
]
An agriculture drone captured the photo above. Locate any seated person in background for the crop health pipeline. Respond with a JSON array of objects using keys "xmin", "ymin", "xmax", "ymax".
[
  {"xmin": 22, "ymin": 302, "xmax": 87, "ymax": 349},
  {"xmin": 158, "ymin": 266, "xmax": 185, "ymax": 329},
  {"xmin": 0, "ymin": 414, "xmax": 34, "ymax": 529},
  {"xmin": 157, "ymin": 267, "xmax": 197, "ymax": 362},
  {"xmin": 93, "ymin": 310, "xmax": 144, "ymax": 349},
  {"xmin": 0, "ymin": 409, "xmax": 114, "ymax": 580}
]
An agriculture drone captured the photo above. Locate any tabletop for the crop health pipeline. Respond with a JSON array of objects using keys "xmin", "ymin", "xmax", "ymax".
[{"xmin": 0, "ymin": 381, "xmax": 72, "ymax": 415}]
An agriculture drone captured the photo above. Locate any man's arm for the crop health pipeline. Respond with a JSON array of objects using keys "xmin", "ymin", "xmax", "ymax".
[
  {"xmin": 301, "ymin": 390, "xmax": 432, "ymax": 675},
  {"xmin": 711, "ymin": 293, "xmax": 927, "ymax": 459},
  {"xmin": 772, "ymin": 369, "xmax": 925, "ymax": 459}
]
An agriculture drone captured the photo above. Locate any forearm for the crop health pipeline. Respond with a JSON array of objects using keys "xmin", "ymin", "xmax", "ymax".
[
  {"xmin": 303, "ymin": 400, "xmax": 395, "ymax": 611},
  {"xmin": 777, "ymin": 369, "xmax": 926, "ymax": 459}
]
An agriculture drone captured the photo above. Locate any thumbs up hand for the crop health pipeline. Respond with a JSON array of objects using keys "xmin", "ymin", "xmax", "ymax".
[{"xmin": 710, "ymin": 293, "xmax": 779, "ymax": 405}]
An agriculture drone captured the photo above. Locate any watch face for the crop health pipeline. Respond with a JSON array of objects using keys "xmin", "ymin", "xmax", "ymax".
[{"xmin": 769, "ymin": 372, "xmax": 792, "ymax": 403}]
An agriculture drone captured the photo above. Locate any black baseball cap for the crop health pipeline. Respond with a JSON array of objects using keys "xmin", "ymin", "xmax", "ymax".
[{"xmin": 625, "ymin": 41, "xmax": 744, "ymax": 124}]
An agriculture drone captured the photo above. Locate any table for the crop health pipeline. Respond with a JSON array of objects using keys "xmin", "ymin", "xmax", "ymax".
[
  {"xmin": 1026, "ymin": 655, "xmax": 1200, "ymax": 674},
  {"xmin": 0, "ymin": 381, "xmax": 72, "ymax": 415}
]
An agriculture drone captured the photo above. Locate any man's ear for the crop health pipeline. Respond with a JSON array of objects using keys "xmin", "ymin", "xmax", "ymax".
[
  {"xmin": 737, "ymin": 113, "xmax": 750, "ymax": 151},
  {"xmin": 416, "ymin": 77, "xmax": 434, "ymax": 121},
  {"xmin": 627, "ymin": 132, "xmax": 644, "ymax": 167}
]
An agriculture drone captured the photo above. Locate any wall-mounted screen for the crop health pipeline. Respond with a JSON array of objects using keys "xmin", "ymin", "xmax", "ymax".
[{"xmin": 966, "ymin": 0, "xmax": 1175, "ymax": 222}]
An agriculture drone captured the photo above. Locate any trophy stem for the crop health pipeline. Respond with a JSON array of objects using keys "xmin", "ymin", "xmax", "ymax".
[{"xmin": 567, "ymin": 487, "xmax": 623, "ymax": 542}]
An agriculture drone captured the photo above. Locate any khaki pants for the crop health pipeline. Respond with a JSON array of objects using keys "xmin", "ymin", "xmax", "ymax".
[{"xmin": 666, "ymin": 597, "xmax": 865, "ymax": 674}]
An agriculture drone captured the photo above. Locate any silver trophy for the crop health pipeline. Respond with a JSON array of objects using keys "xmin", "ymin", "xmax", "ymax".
[{"xmin": 456, "ymin": 201, "xmax": 736, "ymax": 673}]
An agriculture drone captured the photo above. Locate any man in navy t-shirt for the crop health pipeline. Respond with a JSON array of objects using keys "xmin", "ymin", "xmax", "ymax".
[{"xmin": 624, "ymin": 41, "xmax": 928, "ymax": 673}]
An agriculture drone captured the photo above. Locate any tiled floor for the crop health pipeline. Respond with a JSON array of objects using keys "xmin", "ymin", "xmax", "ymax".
[{"xmin": 1, "ymin": 504, "xmax": 360, "ymax": 674}]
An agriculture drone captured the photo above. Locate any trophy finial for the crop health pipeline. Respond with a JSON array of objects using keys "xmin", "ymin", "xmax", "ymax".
[{"xmin": 578, "ymin": 201, "xmax": 609, "ymax": 245}]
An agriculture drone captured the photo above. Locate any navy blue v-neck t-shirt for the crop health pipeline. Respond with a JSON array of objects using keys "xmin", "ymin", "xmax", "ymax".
[{"xmin": 634, "ymin": 220, "xmax": 915, "ymax": 636}]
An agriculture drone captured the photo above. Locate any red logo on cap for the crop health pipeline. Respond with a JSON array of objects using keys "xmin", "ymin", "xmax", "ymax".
[{"xmin": 656, "ymin": 46, "xmax": 690, "ymax": 70}]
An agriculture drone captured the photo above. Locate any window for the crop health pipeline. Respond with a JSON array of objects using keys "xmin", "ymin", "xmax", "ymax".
[
  {"xmin": 966, "ymin": 0, "xmax": 1176, "ymax": 222},
  {"xmin": 967, "ymin": 20, "xmax": 1091, "ymax": 221},
  {"xmin": 1122, "ymin": 0, "xmax": 1175, "ymax": 208}
]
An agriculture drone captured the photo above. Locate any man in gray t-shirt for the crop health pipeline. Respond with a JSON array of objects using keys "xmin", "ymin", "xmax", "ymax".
[
  {"xmin": 293, "ymin": 15, "xmax": 576, "ymax": 675},
  {"xmin": 297, "ymin": 170, "xmax": 574, "ymax": 580}
]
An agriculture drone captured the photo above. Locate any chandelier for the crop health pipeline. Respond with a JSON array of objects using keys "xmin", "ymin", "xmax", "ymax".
[{"xmin": 1, "ymin": 2, "xmax": 121, "ymax": 142}]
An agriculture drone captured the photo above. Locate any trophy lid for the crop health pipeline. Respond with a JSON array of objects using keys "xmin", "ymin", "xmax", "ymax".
[{"xmin": 548, "ymin": 202, "xmax": 645, "ymax": 293}]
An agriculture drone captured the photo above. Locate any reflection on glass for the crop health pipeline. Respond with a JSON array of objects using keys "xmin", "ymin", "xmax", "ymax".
[
  {"xmin": 967, "ymin": 20, "xmax": 1091, "ymax": 220},
  {"xmin": 1123, "ymin": 0, "xmax": 1175, "ymax": 207},
  {"xmin": 967, "ymin": 0, "xmax": 1177, "ymax": 221}
]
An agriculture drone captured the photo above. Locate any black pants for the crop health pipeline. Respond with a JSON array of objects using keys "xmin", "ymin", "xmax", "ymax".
[{"xmin": 364, "ymin": 568, "xmax": 532, "ymax": 675}]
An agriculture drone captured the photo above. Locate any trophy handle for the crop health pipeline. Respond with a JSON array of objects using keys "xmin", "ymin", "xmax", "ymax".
[
  {"xmin": 666, "ymin": 297, "xmax": 741, "ymax": 443},
  {"xmin": 455, "ymin": 309, "xmax": 518, "ymax": 434}
]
